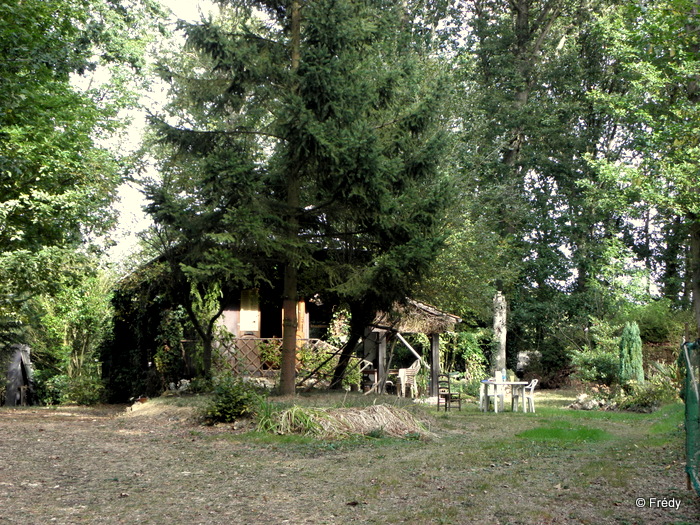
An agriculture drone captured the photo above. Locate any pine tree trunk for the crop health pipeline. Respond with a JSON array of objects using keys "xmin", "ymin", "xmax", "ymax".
[
  {"xmin": 330, "ymin": 302, "xmax": 373, "ymax": 390},
  {"xmin": 280, "ymin": 263, "xmax": 298, "ymax": 394},
  {"xmin": 279, "ymin": 0, "xmax": 303, "ymax": 396}
]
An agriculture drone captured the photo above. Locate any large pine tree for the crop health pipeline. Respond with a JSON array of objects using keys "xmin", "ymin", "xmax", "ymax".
[{"xmin": 147, "ymin": 0, "xmax": 452, "ymax": 392}]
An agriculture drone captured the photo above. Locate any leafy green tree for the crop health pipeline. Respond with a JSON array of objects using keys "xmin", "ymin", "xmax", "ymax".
[
  {"xmin": 451, "ymin": 0, "xmax": 650, "ymax": 369},
  {"xmin": 588, "ymin": 1, "xmax": 700, "ymax": 336},
  {"xmin": 619, "ymin": 321, "xmax": 644, "ymax": 386},
  {"xmin": 417, "ymin": 213, "xmax": 521, "ymax": 324},
  {"xmin": 0, "ymin": 0, "xmax": 166, "ymax": 345},
  {"xmin": 28, "ymin": 269, "xmax": 115, "ymax": 404},
  {"xmin": 147, "ymin": 0, "xmax": 452, "ymax": 392}
]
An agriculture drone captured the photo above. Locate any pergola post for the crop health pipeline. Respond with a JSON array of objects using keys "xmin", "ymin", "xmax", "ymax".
[
  {"xmin": 377, "ymin": 331, "xmax": 387, "ymax": 393},
  {"xmin": 429, "ymin": 333, "xmax": 440, "ymax": 397}
]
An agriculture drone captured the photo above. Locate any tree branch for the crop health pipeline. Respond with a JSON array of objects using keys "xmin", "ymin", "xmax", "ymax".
[{"xmin": 149, "ymin": 114, "xmax": 285, "ymax": 141}]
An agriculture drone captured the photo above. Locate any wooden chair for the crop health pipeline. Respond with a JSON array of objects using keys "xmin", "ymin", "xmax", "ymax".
[
  {"xmin": 437, "ymin": 373, "xmax": 462, "ymax": 411},
  {"xmin": 512, "ymin": 378, "xmax": 538, "ymax": 413},
  {"xmin": 397, "ymin": 360, "xmax": 421, "ymax": 398}
]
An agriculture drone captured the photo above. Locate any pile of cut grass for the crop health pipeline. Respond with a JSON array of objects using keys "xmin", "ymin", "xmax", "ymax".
[{"xmin": 273, "ymin": 403, "xmax": 433, "ymax": 439}]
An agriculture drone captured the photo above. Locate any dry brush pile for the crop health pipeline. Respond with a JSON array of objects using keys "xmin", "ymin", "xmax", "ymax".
[{"xmin": 271, "ymin": 403, "xmax": 434, "ymax": 439}]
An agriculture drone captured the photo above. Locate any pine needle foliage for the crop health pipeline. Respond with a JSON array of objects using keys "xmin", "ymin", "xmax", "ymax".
[
  {"xmin": 619, "ymin": 321, "xmax": 644, "ymax": 386},
  {"xmin": 146, "ymin": 1, "xmax": 453, "ymax": 385},
  {"xmin": 203, "ymin": 374, "xmax": 265, "ymax": 424}
]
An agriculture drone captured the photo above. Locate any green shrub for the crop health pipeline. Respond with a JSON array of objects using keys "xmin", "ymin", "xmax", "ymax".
[
  {"xmin": 648, "ymin": 360, "xmax": 682, "ymax": 393},
  {"xmin": 617, "ymin": 377, "xmax": 678, "ymax": 413},
  {"xmin": 63, "ymin": 375, "xmax": 105, "ymax": 405},
  {"xmin": 464, "ymin": 376, "xmax": 486, "ymax": 398},
  {"xmin": 33, "ymin": 371, "xmax": 68, "ymax": 405},
  {"xmin": 187, "ymin": 376, "xmax": 213, "ymax": 394},
  {"xmin": 582, "ymin": 362, "xmax": 680, "ymax": 413},
  {"xmin": 633, "ymin": 299, "xmax": 689, "ymax": 344},
  {"xmin": 258, "ymin": 340, "xmax": 282, "ymax": 369},
  {"xmin": 523, "ymin": 341, "xmax": 572, "ymax": 388},
  {"xmin": 571, "ymin": 348, "xmax": 619, "ymax": 386},
  {"xmin": 33, "ymin": 371, "xmax": 104, "ymax": 406},
  {"xmin": 154, "ymin": 308, "xmax": 187, "ymax": 386},
  {"xmin": 203, "ymin": 374, "xmax": 265, "ymax": 424},
  {"xmin": 440, "ymin": 330, "xmax": 489, "ymax": 380},
  {"xmin": 587, "ymin": 317, "xmax": 621, "ymax": 354}
]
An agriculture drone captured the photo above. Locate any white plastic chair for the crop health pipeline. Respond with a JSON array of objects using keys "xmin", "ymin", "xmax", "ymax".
[
  {"xmin": 482, "ymin": 378, "xmax": 505, "ymax": 412},
  {"xmin": 524, "ymin": 379, "xmax": 538, "ymax": 412},
  {"xmin": 514, "ymin": 379, "xmax": 538, "ymax": 413},
  {"xmin": 511, "ymin": 381, "xmax": 530, "ymax": 412},
  {"xmin": 397, "ymin": 360, "xmax": 421, "ymax": 398}
]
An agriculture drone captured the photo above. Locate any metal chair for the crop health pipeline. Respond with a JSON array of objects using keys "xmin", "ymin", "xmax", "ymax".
[{"xmin": 437, "ymin": 373, "xmax": 462, "ymax": 411}]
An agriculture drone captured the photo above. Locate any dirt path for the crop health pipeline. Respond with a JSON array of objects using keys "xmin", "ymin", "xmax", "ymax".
[{"xmin": 0, "ymin": 397, "xmax": 698, "ymax": 524}]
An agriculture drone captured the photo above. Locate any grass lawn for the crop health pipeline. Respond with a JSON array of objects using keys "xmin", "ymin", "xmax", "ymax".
[{"xmin": 0, "ymin": 388, "xmax": 698, "ymax": 524}]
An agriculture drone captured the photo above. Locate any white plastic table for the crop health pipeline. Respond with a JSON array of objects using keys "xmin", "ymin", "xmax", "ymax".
[{"xmin": 480, "ymin": 380, "xmax": 528, "ymax": 413}]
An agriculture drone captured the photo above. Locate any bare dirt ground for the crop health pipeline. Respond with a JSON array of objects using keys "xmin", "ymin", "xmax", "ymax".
[{"xmin": 0, "ymin": 391, "xmax": 698, "ymax": 525}]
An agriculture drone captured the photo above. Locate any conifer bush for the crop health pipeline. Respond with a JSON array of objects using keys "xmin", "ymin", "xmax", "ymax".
[
  {"xmin": 619, "ymin": 321, "xmax": 644, "ymax": 387},
  {"xmin": 203, "ymin": 374, "xmax": 265, "ymax": 424}
]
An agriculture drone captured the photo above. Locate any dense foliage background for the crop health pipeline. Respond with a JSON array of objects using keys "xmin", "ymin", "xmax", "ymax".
[{"xmin": 3, "ymin": 0, "xmax": 699, "ymax": 403}]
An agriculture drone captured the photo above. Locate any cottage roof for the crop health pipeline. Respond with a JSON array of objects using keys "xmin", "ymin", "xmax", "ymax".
[{"xmin": 372, "ymin": 299, "xmax": 461, "ymax": 334}]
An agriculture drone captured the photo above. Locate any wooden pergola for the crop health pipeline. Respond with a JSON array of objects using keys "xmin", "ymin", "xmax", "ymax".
[{"xmin": 366, "ymin": 299, "xmax": 461, "ymax": 397}]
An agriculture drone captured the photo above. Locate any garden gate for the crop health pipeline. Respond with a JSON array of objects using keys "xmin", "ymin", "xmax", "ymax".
[{"xmin": 682, "ymin": 339, "xmax": 700, "ymax": 496}]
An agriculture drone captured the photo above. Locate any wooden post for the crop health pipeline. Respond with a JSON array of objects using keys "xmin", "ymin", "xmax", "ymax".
[
  {"xmin": 296, "ymin": 300, "xmax": 306, "ymax": 340},
  {"xmin": 377, "ymin": 332, "xmax": 387, "ymax": 393},
  {"xmin": 430, "ymin": 333, "xmax": 440, "ymax": 397}
]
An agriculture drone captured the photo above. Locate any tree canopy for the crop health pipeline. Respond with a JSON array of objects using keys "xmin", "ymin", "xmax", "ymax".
[
  {"xmin": 5, "ymin": 0, "xmax": 700, "ymax": 401},
  {"xmin": 145, "ymin": 0, "xmax": 453, "ymax": 391},
  {"xmin": 0, "ymin": 0, "xmax": 166, "ymax": 404},
  {"xmin": 0, "ymin": 0, "xmax": 165, "ymax": 341}
]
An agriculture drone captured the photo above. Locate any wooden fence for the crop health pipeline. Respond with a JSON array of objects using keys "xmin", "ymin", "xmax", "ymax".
[{"xmin": 216, "ymin": 337, "xmax": 343, "ymax": 378}]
